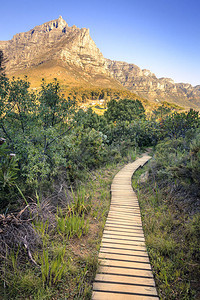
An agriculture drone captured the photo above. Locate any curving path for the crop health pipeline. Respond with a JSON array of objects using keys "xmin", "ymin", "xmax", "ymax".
[{"xmin": 92, "ymin": 155, "xmax": 159, "ymax": 300}]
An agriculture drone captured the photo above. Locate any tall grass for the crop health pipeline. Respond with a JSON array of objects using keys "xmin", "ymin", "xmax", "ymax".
[
  {"xmin": 57, "ymin": 213, "xmax": 89, "ymax": 239},
  {"xmin": 0, "ymin": 159, "xmax": 128, "ymax": 299},
  {"xmin": 132, "ymin": 141, "xmax": 200, "ymax": 299}
]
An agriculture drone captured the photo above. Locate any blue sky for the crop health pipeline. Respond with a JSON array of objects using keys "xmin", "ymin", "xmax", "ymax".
[{"xmin": 1, "ymin": 0, "xmax": 200, "ymax": 86}]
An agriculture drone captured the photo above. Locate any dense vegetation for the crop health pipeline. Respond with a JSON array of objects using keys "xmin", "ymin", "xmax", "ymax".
[
  {"xmin": 0, "ymin": 65, "xmax": 199, "ymax": 299},
  {"xmin": 133, "ymin": 129, "xmax": 200, "ymax": 299},
  {"xmin": 64, "ymin": 86, "xmax": 143, "ymax": 104}
]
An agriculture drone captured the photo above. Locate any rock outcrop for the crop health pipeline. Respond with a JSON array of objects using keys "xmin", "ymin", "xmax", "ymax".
[
  {"xmin": 106, "ymin": 59, "xmax": 200, "ymax": 109},
  {"xmin": 0, "ymin": 16, "xmax": 200, "ymax": 109},
  {"xmin": 0, "ymin": 16, "xmax": 109, "ymax": 76}
]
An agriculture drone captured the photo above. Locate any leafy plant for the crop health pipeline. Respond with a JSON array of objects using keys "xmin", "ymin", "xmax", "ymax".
[
  {"xmin": 104, "ymin": 98, "xmax": 146, "ymax": 122},
  {"xmin": 39, "ymin": 245, "xmax": 67, "ymax": 287},
  {"xmin": 57, "ymin": 213, "xmax": 89, "ymax": 239}
]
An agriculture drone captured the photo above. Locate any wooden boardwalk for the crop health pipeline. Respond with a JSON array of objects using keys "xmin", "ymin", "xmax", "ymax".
[{"xmin": 92, "ymin": 155, "xmax": 159, "ymax": 300}]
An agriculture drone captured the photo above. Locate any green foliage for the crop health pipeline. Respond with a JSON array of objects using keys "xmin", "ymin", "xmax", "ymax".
[
  {"xmin": 0, "ymin": 50, "xmax": 3, "ymax": 71},
  {"xmin": 0, "ymin": 149, "xmax": 123, "ymax": 299},
  {"xmin": 0, "ymin": 141, "xmax": 19, "ymax": 210},
  {"xmin": 0, "ymin": 77, "xmax": 76, "ymax": 188},
  {"xmin": 152, "ymin": 129, "xmax": 200, "ymax": 195},
  {"xmin": 133, "ymin": 130, "xmax": 200, "ymax": 299},
  {"xmin": 152, "ymin": 104, "xmax": 172, "ymax": 120},
  {"xmin": 104, "ymin": 98, "xmax": 145, "ymax": 122},
  {"xmin": 0, "ymin": 72, "xmax": 200, "ymax": 300},
  {"xmin": 39, "ymin": 245, "xmax": 67, "ymax": 287},
  {"xmin": 38, "ymin": 78, "xmax": 75, "ymax": 128},
  {"xmin": 70, "ymin": 187, "xmax": 91, "ymax": 215},
  {"xmin": 0, "ymin": 148, "xmax": 18, "ymax": 189},
  {"xmin": 74, "ymin": 107, "xmax": 106, "ymax": 130},
  {"xmin": 160, "ymin": 109, "xmax": 199, "ymax": 139},
  {"xmin": 0, "ymin": 74, "xmax": 199, "ymax": 196},
  {"xmin": 57, "ymin": 213, "xmax": 89, "ymax": 239},
  {"xmin": 66, "ymin": 86, "xmax": 139, "ymax": 103}
]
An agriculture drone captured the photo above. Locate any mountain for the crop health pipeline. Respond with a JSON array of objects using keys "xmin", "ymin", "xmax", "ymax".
[
  {"xmin": 0, "ymin": 16, "xmax": 200, "ymax": 109},
  {"xmin": 106, "ymin": 60, "xmax": 200, "ymax": 109},
  {"xmin": 0, "ymin": 16, "xmax": 121, "ymax": 89}
]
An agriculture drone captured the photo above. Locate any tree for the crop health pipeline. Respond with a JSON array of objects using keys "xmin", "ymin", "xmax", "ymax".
[
  {"xmin": 160, "ymin": 109, "xmax": 199, "ymax": 139},
  {"xmin": 104, "ymin": 99, "xmax": 145, "ymax": 123},
  {"xmin": 152, "ymin": 104, "xmax": 171, "ymax": 120},
  {"xmin": 0, "ymin": 50, "xmax": 4, "ymax": 73},
  {"xmin": 0, "ymin": 77, "xmax": 77, "ymax": 186}
]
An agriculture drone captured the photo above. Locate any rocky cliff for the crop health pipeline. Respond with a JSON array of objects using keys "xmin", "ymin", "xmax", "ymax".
[
  {"xmin": 0, "ymin": 17, "xmax": 200, "ymax": 109},
  {"xmin": 0, "ymin": 16, "xmax": 109, "ymax": 74},
  {"xmin": 106, "ymin": 59, "xmax": 200, "ymax": 109}
]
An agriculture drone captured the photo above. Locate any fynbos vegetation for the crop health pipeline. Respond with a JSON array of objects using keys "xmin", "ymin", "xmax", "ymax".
[
  {"xmin": 133, "ymin": 129, "xmax": 200, "ymax": 299},
  {"xmin": 0, "ymin": 71, "xmax": 199, "ymax": 299}
]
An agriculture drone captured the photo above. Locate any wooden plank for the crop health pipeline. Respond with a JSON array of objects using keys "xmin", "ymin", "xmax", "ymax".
[
  {"xmin": 106, "ymin": 220, "xmax": 142, "ymax": 226},
  {"xmin": 109, "ymin": 211, "xmax": 141, "ymax": 216},
  {"xmin": 111, "ymin": 183, "xmax": 131, "ymax": 186},
  {"xmin": 106, "ymin": 219, "xmax": 142, "ymax": 225},
  {"xmin": 92, "ymin": 155, "xmax": 159, "ymax": 299},
  {"xmin": 111, "ymin": 202, "xmax": 139, "ymax": 205},
  {"xmin": 104, "ymin": 226, "xmax": 144, "ymax": 234},
  {"xmin": 105, "ymin": 223, "xmax": 143, "ymax": 230},
  {"xmin": 107, "ymin": 218, "xmax": 141, "ymax": 223},
  {"xmin": 110, "ymin": 203, "xmax": 139, "ymax": 207},
  {"xmin": 104, "ymin": 229, "xmax": 144, "ymax": 236},
  {"xmin": 106, "ymin": 219, "xmax": 142, "ymax": 226},
  {"xmin": 110, "ymin": 205, "xmax": 140, "ymax": 209},
  {"xmin": 103, "ymin": 232, "xmax": 144, "ymax": 239},
  {"xmin": 111, "ymin": 195, "xmax": 137, "ymax": 198},
  {"xmin": 111, "ymin": 196, "xmax": 139, "ymax": 205},
  {"xmin": 111, "ymin": 182, "xmax": 132, "ymax": 185},
  {"xmin": 110, "ymin": 204, "xmax": 139, "ymax": 207},
  {"xmin": 109, "ymin": 212, "xmax": 140, "ymax": 216},
  {"xmin": 105, "ymin": 217, "xmax": 142, "ymax": 228},
  {"xmin": 92, "ymin": 291, "xmax": 159, "ymax": 300},
  {"xmin": 102, "ymin": 236, "xmax": 145, "ymax": 244},
  {"xmin": 101, "ymin": 242, "xmax": 147, "ymax": 252},
  {"xmin": 108, "ymin": 213, "xmax": 141, "ymax": 219},
  {"xmin": 110, "ymin": 206, "xmax": 140, "ymax": 209},
  {"xmin": 93, "ymin": 282, "xmax": 158, "ymax": 296},
  {"xmin": 99, "ymin": 252, "xmax": 150, "ymax": 263},
  {"xmin": 111, "ymin": 192, "xmax": 136, "ymax": 195},
  {"xmin": 110, "ymin": 207, "xmax": 139, "ymax": 211},
  {"xmin": 99, "ymin": 266, "xmax": 153, "ymax": 277},
  {"xmin": 111, "ymin": 199, "xmax": 138, "ymax": 203},
  {"xmin": 103, "ymin": 234, "xmax": 145, "ymax": 242},
  {"xmin": 110, "ymin": 207, "xmax": 140, "ymax": 212},
  {"xmin": 99, "ymin": 259, "xmax": 152, "ymax": 270},
  {"xmin": 108, "ymin": 215, "xmax": 141, "ymax": 221},
  {"xmin": 95, "ymin": 273, "xmax": 155, "ymax": 286},
  {"xmin": 109, "ymin": 210, "xmax": 140, "ymax": 214},
  {"xmin": 111, "ymin": 199, "xmax": 138, "ymax": 201},
  {"xmin": 107, "ymin": 214, "xmax": 141, "ymax": 219},
  {"xmin": 100, "ymin": 247, "xmax": 148, "ymax": 257},
  {"xmin": 106, "ymin": 224, "xmax": 142, "ymax": 230},
  {"xmin": 110, "ymin": 204, "xmax": 140, "ymax": 208},
  {"xmin": 106, "ymin": 218, "xmax": 142, "ymax": 228}
]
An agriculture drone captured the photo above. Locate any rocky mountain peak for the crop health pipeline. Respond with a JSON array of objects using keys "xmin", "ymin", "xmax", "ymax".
[
  {"xmin": 106, "ymin": 59, "xmax": 200, "ymax": 109},
  {"xmin": 37, "ymin": 15, "xmax": 68, "ymax": 32},
  {"xmin": 0, "ymin": 17, "xmax": 109, "ymax": 76},
  {"xmin": 0, "ymin": 17, "xmax": 199, "ymax": 109}
]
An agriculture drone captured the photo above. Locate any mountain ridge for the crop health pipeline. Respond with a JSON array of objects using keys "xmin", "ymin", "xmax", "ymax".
[
  {"xmin": 106, "ymin": 59, "xmax": 200, "ymax": 108},
  {"xmin": 1, "ymin": 16, "xmax": 200, "ymax": 109}
]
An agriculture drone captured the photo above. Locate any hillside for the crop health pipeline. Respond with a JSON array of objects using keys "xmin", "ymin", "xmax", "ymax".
[
  {"xmin": 0, "ymin": 16, "xmax": 200, "ymax": 109},
  {"xmin": 0, "ymin": 16, "xmax": 120, "ymax": 89},
  {"xmin": 106, "ymin": 59, "xmax": 200, "ymax": 109}
]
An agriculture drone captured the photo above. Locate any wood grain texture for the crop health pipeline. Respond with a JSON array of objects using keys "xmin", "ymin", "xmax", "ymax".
[{"xmin": 92, "ymin": 155, "xmax": 159, "ymax": 299}]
